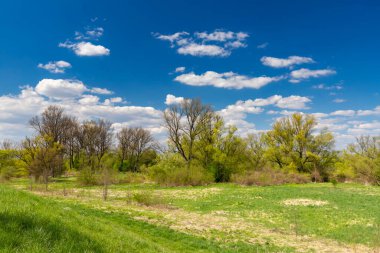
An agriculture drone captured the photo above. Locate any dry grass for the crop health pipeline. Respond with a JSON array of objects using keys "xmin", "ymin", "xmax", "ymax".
[{"xmin": 282, "ymin": 198, "xmax": 329, "ymax": 207}]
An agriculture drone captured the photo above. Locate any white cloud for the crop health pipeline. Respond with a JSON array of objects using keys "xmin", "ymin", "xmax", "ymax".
[
  {"xmin": 154, "ymin": 32, "xmax": 189, "ymax": 47},
  {"xmin": 175, "ymin": 67, "xmax": 186, "ymax": 73},
  {"xmin": 230, "ymin": 95, "xmax": 311, "ymax": 110},
  {"xmin": 90, "ymin": 87, "xmax": 113, "ymax": 95},
  {"xmin": 35, "ymin": 79, "xmax": 87, "ymax": 99},
  {"xmin": 261, "ymin": 56, "xmax": 314, "ymax": 68},
  {"xmin": 290, "ymin": 68, "xmax": 336, "ymax": 83},
  {"xmin": 333, "ymin": 98, "xmax": 346, "ymax": 103},
  {"xmin": 110, "ymin": 97, "xmax": 123, "ymax": 103},
  {"xmin": 165, "ymin": 94, "xmax": 184, "ymax": 105},
  {"xmin": 59, "ymin": 41, "xmax": 110, "ymax": 56},
  {"xmin": 275, "ymin": 96, "xmax": 311, "ymax": 109},
  {"xmin": 75, "ymin": 27, "xmax": 104, "ymax": 40},
  {"xmin": 356, "ymin": 106, "xmax": 380, "ymax": 116},
  {"xmin": 177, "ymin": 43, "xmax": 229, "ymax": 57},
  {"xmin": 330, "ymin": 110, "xmax": 356, "ymax": 117},
  {"xmin": 38, "ymin": 61, "xmax": 71, "ymax": 74},
  {"xmin": 218, "ymin": 95, "xmax": 311, "ymax": 136},
  {"xmin": 0, "ymin": 84, "xmax": 163, "ymax": 142},
  {"xmin": 79, "ymin": 95, "xmax": 100, "ymax": 105},
  {"xmin": 154, "ymin": 29, "xmax": 248, "ymax": 57},
  {"xmin": 175, "ymin": 71, "xmax": 283, "ymax": 89}
]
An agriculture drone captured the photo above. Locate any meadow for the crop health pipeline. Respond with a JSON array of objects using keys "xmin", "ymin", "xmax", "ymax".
[{"xmin": 1, "ymin": 179, "xmax": 379, "ymax": 253}]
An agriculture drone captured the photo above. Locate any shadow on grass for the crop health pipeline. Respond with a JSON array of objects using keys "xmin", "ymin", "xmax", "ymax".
[{"xmin": 0, "ymin": 212, "xmax": 105, "ymax": 253}]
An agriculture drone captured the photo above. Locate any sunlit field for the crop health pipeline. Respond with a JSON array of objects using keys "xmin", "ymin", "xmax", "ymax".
[{"xmin": 2, "ymin": 179, "xmax": 379, "ymax": 253}]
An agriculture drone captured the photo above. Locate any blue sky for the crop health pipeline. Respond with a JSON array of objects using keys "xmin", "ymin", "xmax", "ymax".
[{"xmin": 0, "ymin": 0, "xmax": 379, "ymax": 148}]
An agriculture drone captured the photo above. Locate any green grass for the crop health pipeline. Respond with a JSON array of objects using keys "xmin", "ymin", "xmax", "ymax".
[
  {"xmin": 3, "ymin": 178, "xmax": 380, "ymax": 252},
  {"xmin": 0, "ymin": 184, "xmax": 291, "ymax": 253}
]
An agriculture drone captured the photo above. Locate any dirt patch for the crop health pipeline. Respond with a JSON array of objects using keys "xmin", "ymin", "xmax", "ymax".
[{"xmin": 282, "ymin": 198, "xmax": 328, "ymax": 207}]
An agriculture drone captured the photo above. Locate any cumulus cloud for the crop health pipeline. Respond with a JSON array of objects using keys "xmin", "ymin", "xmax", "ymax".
[
  {"xmin": 177, "ymin": 43, "xmax": 230, "ymax": 57},
  {"xmin": 79, "ymin": 95, "xmax": 100, "ymax": 105},
  {"xmin": 330, "ymin": 110, "xmax": 356, "ymax": 117},
  {"xmin": 154, "ymin": 29, "xmax": 248, "ymax": 57},
  {"xmin": 175, "ymin": 71, "xmax": 283, "ymax": 89},
  {"xmin": 261, "ymin": 56, "xmax": 314, "ymax": 68},
  {"xmin": 38, "ymin": 61, "xmax": 71, "ymax": 74},
  {"xmin": 290, "ymin": 68, "xmax": 336, "ymax": 83},
  {"xmin": 357, "ymin": 106, "xmax": 380, "ymax": 116},
  {"xmin": 165, "ymin": 94, "xmax": 184, "ymax": 105},
  {"xmin": 90, "ymin": 87, "xmax": 113, "ymax": 95},
  {"xmin": 0, "ymin": 84, "xmax": 163, "ymax": 142},
  {"xmin": 218, "ymin": 95, "xmax": 311, "ymax": 136},
  {"xmin": 35, "ymin": 79, "xmax": 87, "ymax": 99},
  {"xmin": 59, "ymin": 41, "xmax": 110, "ymax": 56}
]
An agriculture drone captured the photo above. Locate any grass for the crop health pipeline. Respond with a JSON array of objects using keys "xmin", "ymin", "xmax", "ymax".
[
  {"xmin": 0, "ymin": 183, "xmax": 291, "ymax": 253},
  {"xmin": 2, "ymin": 178, "xmax": 380, "ymax": 252}
]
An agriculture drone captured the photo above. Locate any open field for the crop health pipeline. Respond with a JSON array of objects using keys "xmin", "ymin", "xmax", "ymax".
[{"xmin": 1, "ymin": 179, "xmax": 380, "ymax": 253}]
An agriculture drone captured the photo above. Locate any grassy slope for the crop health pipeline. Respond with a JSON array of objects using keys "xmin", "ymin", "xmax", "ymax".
[{"xmin": 0, "ymin": 184, "xmax": 290, "ymax": 253}]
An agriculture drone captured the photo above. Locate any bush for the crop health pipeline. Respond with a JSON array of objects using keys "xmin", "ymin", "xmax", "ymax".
[
  {"xmin": 77, "ymin": 167, "xmax": 98, "ymax": 186},
  {"xmin": 333, "ymin": 160, "xmax": 355, "ymax": 182},
  {"xmin": 148, "ymin": 154, "xmax": 213, "ymax": 186},
  {"xmin": 231, "ymin": 168, "xmax": 310, "ymax": 186}
]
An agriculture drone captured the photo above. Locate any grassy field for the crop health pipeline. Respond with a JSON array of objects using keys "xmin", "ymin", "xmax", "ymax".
[{"xmin": 1, "ymin": 179, "xmax": 380, "ymax": 252}]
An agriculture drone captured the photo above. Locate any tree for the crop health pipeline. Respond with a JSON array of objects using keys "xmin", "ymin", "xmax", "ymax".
[
  {"xmin": 345, "ymin": 136, "xmax": 380, "ymax": 185},
  {"xmin": 117, "ymin": 127, "xmax": 154, "ymax": 172},
  {"xmin": 164, "ymin": 98, "xmax": 213, "ymax": 171},
  {"xmin": 29, "ymin": 105, "xmax": 74, "ymax": 145},
  {"xmin": 20, "ymin": 135, "xmax": 62, "ymax": 190},
  {"xmin": 265, "ymin": 113, "xmax": 336, "ymax": 180},
  {"xmin": 78, "ymin": 120, "xmax": 113, "ymax": 171},
  {"xmin": 29, "ymin": 106, "xmax": 78, "ymax": 175},
  {"xmin": 246, "ymin": 133, "xmax": 267, "ymax": 170}
]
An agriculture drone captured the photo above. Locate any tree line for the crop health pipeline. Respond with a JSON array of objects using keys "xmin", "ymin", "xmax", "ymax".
[{"xmin": 0, "ymin": 98, "xmax": 379, "ymax": 190}]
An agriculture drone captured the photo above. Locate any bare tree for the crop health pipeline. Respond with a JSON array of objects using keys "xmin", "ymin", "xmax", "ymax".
[
  {"xmin": 117, "ymin": 127, "xmax": 154, "ymax": 172},
  {"xmin": 79, "ymin": 120, "xmax": 113, "ymax": 171},
  {"xmin": 164, "ymin": 98, "xmax": 213, "ymax": 170},
  {"xmin": 29, "ymin": 106, "xmax": 73, "ymax": 145}
]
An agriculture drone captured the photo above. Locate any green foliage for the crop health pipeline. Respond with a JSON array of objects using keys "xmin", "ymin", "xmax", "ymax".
[
  {"xmin": 265, "ymin": 113, "xmax": 336, "ymax": 181},
  {"xmin": 77, "ymin": 166, "xmax": 98, "ymax": 186},
  {"xmin": 333, "ymin": 157, "xmax": 355, "ymax": 182},
  {"xmin": 343, "ymin": 136, "xmax": 380, "ymax": 185},
  {"xmin": 0, "ymin": 149, "xmax": 19, "ymax": 181},
  {"xmin": 148, "ymin": 154, "xmax": 213, "ymax": 186}
]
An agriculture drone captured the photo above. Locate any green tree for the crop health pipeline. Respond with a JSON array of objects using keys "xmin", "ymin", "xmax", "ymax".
[{"xmin": 265, "ymin": 113, "xmax": 336, "ymax": 180}]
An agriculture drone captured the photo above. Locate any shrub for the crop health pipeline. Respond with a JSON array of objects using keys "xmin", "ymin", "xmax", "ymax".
[
  {"xmin": 333, "ymin": 160, "xmax": 355, "ymax": 182},
  {"xmin": 148, "ymin": 154, "xmax": 213, "ymax": 186},
  {"xmin": 77, "ymin": 167, "xmax": 98, "ymax": 186},
  {"xmin": 231, "ymin": 168, "xmax": 310, "ymax": 186}
]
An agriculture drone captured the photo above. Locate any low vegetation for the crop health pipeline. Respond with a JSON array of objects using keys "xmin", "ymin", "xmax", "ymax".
[{"xmin": 2, "ymin": 179, "xmax": 380, "ymax": 252}]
